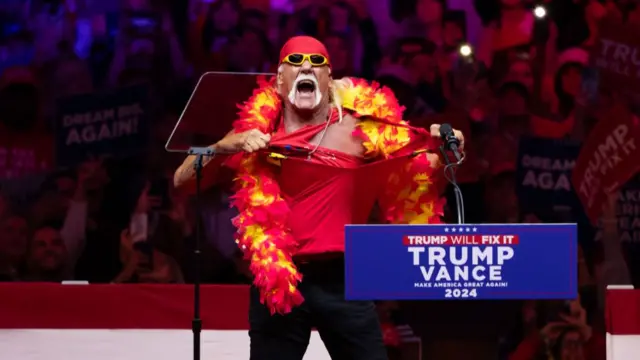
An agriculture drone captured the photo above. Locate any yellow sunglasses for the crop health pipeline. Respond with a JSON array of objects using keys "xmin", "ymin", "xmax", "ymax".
[{"xmin": 282, "ymin": 53, "xmax": 329, "ymax": 67}]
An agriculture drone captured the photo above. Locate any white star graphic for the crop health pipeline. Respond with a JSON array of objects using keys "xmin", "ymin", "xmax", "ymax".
[
  {"xmin": 444, "ymin": 227, "xmax": 449, "ymax": 232},
  {"xmin": 465, "ymin": 227, "xmax": 471, "ymax": 232},
  {"xmin": 472, "ymin": 227, "xmax": 478, "ymax": 232},
  {"xmin": 451, "ymin": 228, "xmax": 457, "ymax": 232},
  {"xmin": 458, "ymin": 227, "xmax": 464, "ymax": 232}
]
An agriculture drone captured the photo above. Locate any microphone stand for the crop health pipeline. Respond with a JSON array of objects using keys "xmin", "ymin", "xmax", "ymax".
[
  {"xmin": 188, "ymin": 146, "xmax": 215, "ymax": 360},
  {"xmin": 439, "ymin": 146, "xmax": 465, "ymax": 225}
]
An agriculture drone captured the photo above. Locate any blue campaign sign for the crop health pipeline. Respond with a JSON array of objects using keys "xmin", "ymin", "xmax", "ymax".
[
  {"xmin": 516, "ymin": 137, "xmax": 582, "ymax": 215},
  {"xmin": 345, "ymin": 224, "xmax": 577, "ymax": 300},
  {"xmin": 55, "ymin": 86, "xmax": 150, "ymax": 167}
]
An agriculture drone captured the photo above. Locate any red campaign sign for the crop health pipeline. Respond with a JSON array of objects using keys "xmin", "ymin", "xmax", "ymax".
[
  {"xmin": 0, "ymin": 133, "xmax": 53, "ymax": 180},
  {"xmin": 591, "ymin": 17, "xmax": 640, "ymax": 94},
  {"xmin": 572, "ymin": 104, "xmax": 640, "ymax": 224}
]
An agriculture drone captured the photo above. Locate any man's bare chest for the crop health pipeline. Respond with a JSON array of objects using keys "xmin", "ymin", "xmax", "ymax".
[{"xmin": 307, "ymin": 114, "xmax": 364, "ymax": 157}]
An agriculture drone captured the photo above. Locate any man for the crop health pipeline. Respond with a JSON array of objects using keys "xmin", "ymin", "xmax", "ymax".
[
  {"xmin": 174, "ymin": 36, "xmax": 463, "ymax": 360},
  {"xmin": 24, "ymin": 225, "xmax": 69, "ymax": 282}
]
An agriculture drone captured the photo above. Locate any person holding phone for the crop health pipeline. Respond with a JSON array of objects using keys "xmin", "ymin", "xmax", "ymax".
[
  {"xmin": 508, "ymin": 296, "xmax": 605, "ymax": 360},
  {"xmin": 112, "ymin": 178, "xmax": 183, "ymax": 284}
]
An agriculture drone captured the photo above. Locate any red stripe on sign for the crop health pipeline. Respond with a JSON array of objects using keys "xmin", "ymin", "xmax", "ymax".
[
  {"xmin": 0, "ymin": 283, "xmax": 249, "ymax": 330},
  {"xmin": 606, "ymin": 289, "xmax": 640, "ymax": 335}
]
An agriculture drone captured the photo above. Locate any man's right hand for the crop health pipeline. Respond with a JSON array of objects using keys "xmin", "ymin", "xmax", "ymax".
[{"xmin": 215, "ymin": 129, "xmax": 271, "ymax": 153}]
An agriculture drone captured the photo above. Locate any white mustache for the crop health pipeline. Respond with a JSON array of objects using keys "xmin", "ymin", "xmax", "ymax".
[{"xmin": 288, "ymin": 74, "xmax": 321, "ymax": 106}]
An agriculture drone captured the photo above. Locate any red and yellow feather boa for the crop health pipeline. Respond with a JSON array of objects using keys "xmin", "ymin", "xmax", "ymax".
[{"xmin": 231, "ymin": 77, "xmax": 444, "ymax": 314}]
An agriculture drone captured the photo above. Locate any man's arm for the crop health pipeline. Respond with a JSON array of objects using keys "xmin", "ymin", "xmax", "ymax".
[
  {"xmin": 173, "ymin": 145, "xmax": 219, "ymax": 188},
  {"xmin": 173, "ymin": 129, "xmax": 271, "ymax": 192},
  {"xmin": 60, "ymin": 180, "xmax": 88, "ymax": 277}
]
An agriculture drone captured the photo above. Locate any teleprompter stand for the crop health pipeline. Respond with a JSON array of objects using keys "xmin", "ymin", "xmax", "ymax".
[
  {"xmin": 189, "ymin": 146, "xmax": 213, "ymax": 360},
  {"xmin": 164, "ymin": 71, "xmax": 274, "ymax": 360}
]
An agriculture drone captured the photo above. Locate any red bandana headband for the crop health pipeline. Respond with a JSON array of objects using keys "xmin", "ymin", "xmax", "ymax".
[{"xmin": 279, "ymin": 35, "xmax": 331, "ymax": 67}]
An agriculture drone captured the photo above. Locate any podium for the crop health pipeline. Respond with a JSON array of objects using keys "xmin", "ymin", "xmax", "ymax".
[
  {"xmin": 345, "ymin": 224, "xmax": 578, "ymax": 301},
  {"xmin": 345, "ymin": 223, "xmax": 579, "ymax": 359}
]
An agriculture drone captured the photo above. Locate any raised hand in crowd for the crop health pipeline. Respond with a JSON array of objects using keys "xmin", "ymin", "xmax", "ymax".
[
  {"xmin": 161, "ymin": 11, "xmax": 188, "ymax": 79},
  {"xmin": 136, "ymin": 250, "xmax": 182, "ymax": 283},
  {"xmin": 73, "ymin": 161, "xmax": 91, "ymax": 202},
  {"xmin": 112, "ymin": 229, "xmax": 137, "ymax": 283},
  {"xmin": 539, "ymin": 299, "xmax": 591, "ymax": 343},
  {"xmin": 510, "ymin": 297, "xmax": 604, "ymax": 360},
  {"xmin": 557, "ymin": 299, "xmax": 592, "ymax": 342},
  {"xmin": 113, "ymin": 228, "xmax": 157, "ymax": 284},
  {"xmin": 112, "ymin": 229, "xmax": 183, "ymax": 284},
  {"xmin": 584, "ymin": 0, "xmax": 608, "ymax": 46}
]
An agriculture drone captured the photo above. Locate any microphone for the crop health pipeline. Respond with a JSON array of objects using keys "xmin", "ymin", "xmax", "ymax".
[
  {"xmin": 438, "ymin": 123, "xmax": 462, "ymax": 163},
  {"xmin": 436, "ymin": 123, "xmax": 465, "ymax": 224}
]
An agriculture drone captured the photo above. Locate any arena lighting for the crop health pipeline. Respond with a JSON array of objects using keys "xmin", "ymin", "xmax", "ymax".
[
  {"xmin": 459, "ymin": 43, "xmax": 473, "ymax": 57},
  {"xmin": 533, "ymin": 5, "xmax": 547, "ymax": 19}
]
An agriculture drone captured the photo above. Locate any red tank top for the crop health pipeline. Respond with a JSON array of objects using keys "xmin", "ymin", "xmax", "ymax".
[
  {"xmin": 201, "ymin": 112, "xmax": 435, "ymax": 258},
  {"xmin": 269, "ymin": 115, "xmax": 408, "ymax": 258}
]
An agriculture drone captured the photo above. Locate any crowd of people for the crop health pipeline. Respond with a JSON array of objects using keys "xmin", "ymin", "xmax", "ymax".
[{"xmin": 2, "ymin": 0, "xmax": 640, "ymax": 359}]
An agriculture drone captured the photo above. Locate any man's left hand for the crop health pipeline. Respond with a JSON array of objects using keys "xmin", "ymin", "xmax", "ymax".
[{"xmin": 430, "ymin": 124, "xmax": 465, "ymax": 151}]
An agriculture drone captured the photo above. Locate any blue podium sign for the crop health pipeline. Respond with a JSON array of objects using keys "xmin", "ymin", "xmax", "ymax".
[{"xmin": 344, "ymin": 224, "xmax": 577, "ymax": 300}]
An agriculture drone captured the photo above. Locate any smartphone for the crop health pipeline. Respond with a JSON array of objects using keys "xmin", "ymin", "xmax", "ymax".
[
  {"xmin": 129, "ymin": 213, "xmax": 148, "ymax": 243},
  {"xmin": 129, "ymin": 213, "xmax": 153, "ymax": 269}
]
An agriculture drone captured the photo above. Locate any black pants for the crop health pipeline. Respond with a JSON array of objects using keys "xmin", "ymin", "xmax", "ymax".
[{"xmin": 249, "ymin": 258, "xmax": 388, "ymax": 360}]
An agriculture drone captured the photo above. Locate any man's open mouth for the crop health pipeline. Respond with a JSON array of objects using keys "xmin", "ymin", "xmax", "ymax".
[{"xmin": 296, "ymin": 80, "xmax": 316, "ymax": 94}]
